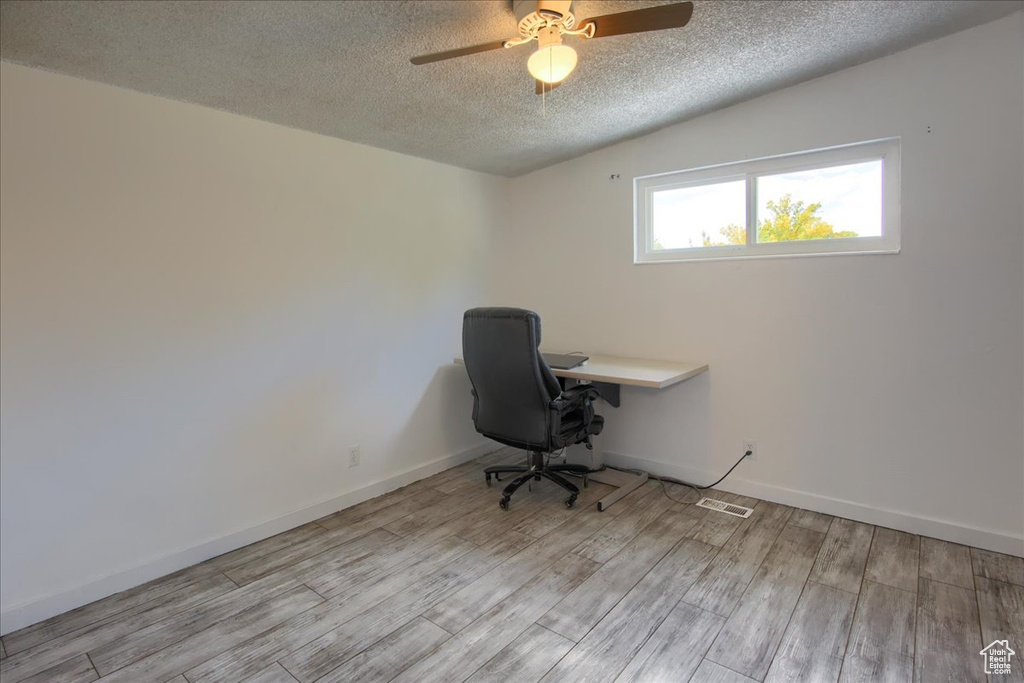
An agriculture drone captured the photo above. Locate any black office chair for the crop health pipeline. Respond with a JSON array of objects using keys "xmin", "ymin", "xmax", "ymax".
[{"xmin": 462, "ymin": 307, "xmax": 604, "ymax": 510}]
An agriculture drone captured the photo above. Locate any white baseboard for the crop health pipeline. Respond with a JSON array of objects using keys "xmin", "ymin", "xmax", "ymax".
[
  {"xmin": 604, "ymin": 450, "xmax": 1024, "ymax": 558},
  {"xmin": 0, "ymin": 441, "xmax": 493, "ymax": 635}
]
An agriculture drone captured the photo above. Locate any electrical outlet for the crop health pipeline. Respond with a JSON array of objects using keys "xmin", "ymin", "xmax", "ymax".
[
  {"xmin": 348, "ymin": 445, "xmax": 360, "ymax": 468},
  {"xmin": 743, "ymin": 439, "xmax": 757, "ymax": 461}
]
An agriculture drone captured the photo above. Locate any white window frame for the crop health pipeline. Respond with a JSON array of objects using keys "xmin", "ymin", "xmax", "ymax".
[{"xmin": 634, "ymin": 138, "xmax": 901, "ymax": 264}]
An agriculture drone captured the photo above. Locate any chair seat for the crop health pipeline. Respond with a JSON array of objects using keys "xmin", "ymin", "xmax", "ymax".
[
  {"xmin": 557, "ymin": 412, "xmax": 604, "ymax": 443},
  {"xmin": 558, "ymin": 415, "xmax": 585, "ymax": 435}
]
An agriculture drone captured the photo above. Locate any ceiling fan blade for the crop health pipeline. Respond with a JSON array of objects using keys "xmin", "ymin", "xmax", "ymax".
[
  {"xmin": 410, "ymin": 40, "xmax": 507, "ymax": 65},
  {"xmin": 584, "ymin": 1, "xmax": 694, "ymax": 39},
  {"xmin": 535, "ymin": 79, "xmax": 564, "ymax": 95}
]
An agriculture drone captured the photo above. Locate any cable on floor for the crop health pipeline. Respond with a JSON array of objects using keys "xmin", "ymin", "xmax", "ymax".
[
  {"xmin": 553, "ymin": 449, "xmax": 750, "ymax": 504},
  {"xmin": 607, "ymin": 448, "xmax": 752, "ymax": 504}
]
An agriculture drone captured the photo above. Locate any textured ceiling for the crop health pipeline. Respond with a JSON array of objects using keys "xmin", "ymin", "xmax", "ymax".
[{"xmin": 1, "ymin": 0, "xmax": 1020, "ymax": 176}]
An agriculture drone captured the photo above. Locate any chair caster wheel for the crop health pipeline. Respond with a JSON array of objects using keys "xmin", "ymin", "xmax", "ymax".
[
  {"xmin": 499, "ymin": 497, "xmax": 510, "ymax": 511},
  {"xmin": 485, "ymin": 474, "xmax": 492, "ymax": 487},
  {"xmin": 564, "ymin": 496, "xmax": 577, "ymax": 509}
]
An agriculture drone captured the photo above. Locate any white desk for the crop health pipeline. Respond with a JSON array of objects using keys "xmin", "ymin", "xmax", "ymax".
[
  {"xmin": 454, "ymin": 353, "xmax": 709, "ymax": 511},
  {"xmin": 549, "ymin": 354, "xmax": 708, "ymax": 389}
]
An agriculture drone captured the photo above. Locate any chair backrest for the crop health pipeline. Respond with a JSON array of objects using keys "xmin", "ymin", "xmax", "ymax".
[{"xmin": 462, "ymin": 307, "xmax": 561, "ymax": 450}]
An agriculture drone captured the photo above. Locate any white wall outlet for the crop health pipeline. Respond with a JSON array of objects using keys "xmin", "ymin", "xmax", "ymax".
[
  {"xmin": 348, "ymin": 445, "xmax": 360, "ymax": 468},
  {"xmin": 743, "ymin": 439, "xmax": 757, "ymax": 461}
]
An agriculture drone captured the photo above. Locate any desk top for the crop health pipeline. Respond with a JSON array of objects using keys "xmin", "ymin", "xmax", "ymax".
[{"xmin": 454, "ymin": 353, "xmax": 708, "ymax": 389}]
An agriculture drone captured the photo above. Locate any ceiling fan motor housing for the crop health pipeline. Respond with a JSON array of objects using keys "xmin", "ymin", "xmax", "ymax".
[{"xmin": 514, "ymin": 0, "xmax": 576, "ymax": 34}]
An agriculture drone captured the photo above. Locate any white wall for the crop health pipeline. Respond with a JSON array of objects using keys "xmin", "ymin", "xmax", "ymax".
[
  {"xmin": 493, "ymin": 14, "xmax": 1024, "ymax": 554},
  {"xmin": 0, "ymin": 63, "xmax": 497, "ymax": 632}
]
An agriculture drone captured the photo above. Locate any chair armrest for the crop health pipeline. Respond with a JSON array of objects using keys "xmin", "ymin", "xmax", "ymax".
[
  {"xmin": 550, "ymin": 384, "xmax": 602, "ymax": 413},
  {"xmin": 548, "ymin": 384, "xmax": 602, "ymax": 447}
]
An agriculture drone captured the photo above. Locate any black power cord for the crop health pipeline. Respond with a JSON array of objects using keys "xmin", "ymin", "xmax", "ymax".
[{"xmin": 608, "ymin": 449, "xmax": 753, "ymax": 505}]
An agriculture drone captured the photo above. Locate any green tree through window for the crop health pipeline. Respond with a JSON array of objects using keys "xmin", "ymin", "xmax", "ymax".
[{"xmin": 701, "ymin": 193, "xmax": 859, "ymax": 246}]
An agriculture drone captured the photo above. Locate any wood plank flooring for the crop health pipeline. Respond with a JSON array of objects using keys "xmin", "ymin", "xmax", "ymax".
[{"xmin": 2, "ymin": 446, "xmax": 1021, "ymax": 683}]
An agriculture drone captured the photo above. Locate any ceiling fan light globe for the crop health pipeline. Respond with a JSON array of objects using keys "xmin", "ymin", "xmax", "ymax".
[{"xmin": 528, "ymin": 44, "xmax": 577, "ymax": 83}]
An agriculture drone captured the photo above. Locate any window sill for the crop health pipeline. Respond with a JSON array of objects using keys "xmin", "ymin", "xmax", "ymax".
[{"xmin": 634, "ymin": 246, "xmax": 901, "ymax": 264}]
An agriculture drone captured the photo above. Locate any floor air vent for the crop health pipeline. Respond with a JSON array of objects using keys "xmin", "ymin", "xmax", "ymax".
[{"xmin": 696, "ymin": 497, "xmax": 754, "ymax": 518}]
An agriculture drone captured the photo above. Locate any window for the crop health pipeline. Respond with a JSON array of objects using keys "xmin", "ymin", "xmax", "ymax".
[{"xmin": 634, "ymin": 138, "xmax": 900, "ymax": 263}]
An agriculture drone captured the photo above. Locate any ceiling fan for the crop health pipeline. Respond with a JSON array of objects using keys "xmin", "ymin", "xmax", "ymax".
[{"xmin": 410, "ymin": 0, "xmax": 694, "ymax": 94}]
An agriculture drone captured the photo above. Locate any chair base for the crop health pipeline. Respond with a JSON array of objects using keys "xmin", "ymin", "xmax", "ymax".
[{"xmin": 484, "ymin": 451, "xmax": 591, "ymax": 510}]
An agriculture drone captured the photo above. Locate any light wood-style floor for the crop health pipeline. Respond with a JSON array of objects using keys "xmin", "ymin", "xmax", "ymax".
[{"xmin": 2, "ymin": 447, "xmax": 1022, "ymax": 683}]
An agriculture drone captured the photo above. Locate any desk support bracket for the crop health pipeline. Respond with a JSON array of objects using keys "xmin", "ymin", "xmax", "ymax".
[{"xmin": 592, "ymin": 381, "xmax": 620, "ymax": 408}]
